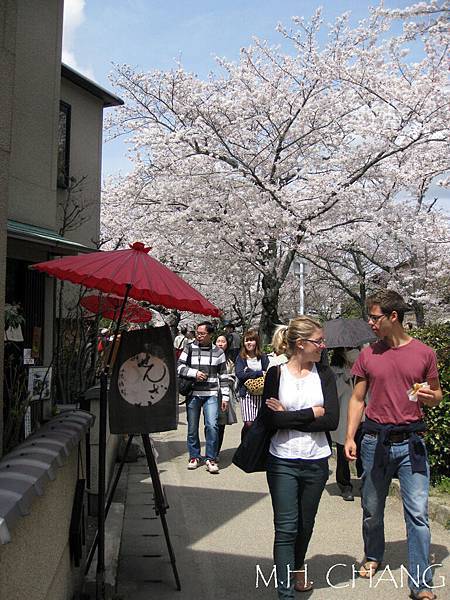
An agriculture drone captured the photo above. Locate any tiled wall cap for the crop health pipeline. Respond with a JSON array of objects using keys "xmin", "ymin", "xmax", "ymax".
[
  {"xmin": 6, "ymin": 446, "xmax": 66, "ymax": 468},
  {"xmin": 0, "ymin": 488, "xmax": 32, "ymax": 516},
  {"xmin": 21, "ymin": 436, "xmax": 73, "ymax": 458},
  {"xmin": 0, "ymin": 409, "xmax": 94, "ymax": 544},
  {"xmin": 0, "ymin": 456, "xmax": 57, "ymax": 476},
  {"xmin": 0, "ymin": 471, "xmax": 45, "ymax": 496},
  {"xmin": 0, "ymin": 514, "xmax": 17, "ymax": 544},
  {"xmin": 0, "ymin": 459, "xmax": 56, "ymax": 481}
]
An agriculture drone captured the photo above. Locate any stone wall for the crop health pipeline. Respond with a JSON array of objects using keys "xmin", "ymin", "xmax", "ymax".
[{"xmin": 0, "ymin": 410, "xmax": 94, "ymax": 600}]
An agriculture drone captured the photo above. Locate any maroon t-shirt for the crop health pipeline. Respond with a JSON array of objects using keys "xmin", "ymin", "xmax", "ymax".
[{"xmin": 351, "ymin": 338, "xmax": 439, "ymax": 425}]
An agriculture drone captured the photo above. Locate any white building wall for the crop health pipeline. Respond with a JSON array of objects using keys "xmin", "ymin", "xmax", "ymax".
[
  {"xmin": 8, "ymin": 0, "xmax": 63, "ymax": 229},
  {"xmin": 58, "ymin": 78, "xmax": 104, "ymax": 248}
]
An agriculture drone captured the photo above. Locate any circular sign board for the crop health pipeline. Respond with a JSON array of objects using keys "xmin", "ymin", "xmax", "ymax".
[{"xmin": 117, "ymin": 352, "xmax": 170, "ymax": 406}]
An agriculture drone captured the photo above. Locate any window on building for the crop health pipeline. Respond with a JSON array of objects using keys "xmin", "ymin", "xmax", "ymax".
[{"xmin": 57, "ymin": 101, "xmax": 71, "ymax": 188}]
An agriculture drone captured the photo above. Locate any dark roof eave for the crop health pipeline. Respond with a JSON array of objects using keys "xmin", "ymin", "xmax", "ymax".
[
  {"xmin": 61, "ymin": 64, "xmax": 124, "ymax": 108},
  {"xmin": 7, "ymin": 220, "xmax": 96, "ymax": 254}
]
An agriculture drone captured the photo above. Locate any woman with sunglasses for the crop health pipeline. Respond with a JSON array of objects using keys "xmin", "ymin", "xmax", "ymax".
[{"xmin": 261, "ymin": 316, "xmax": 339, "ymax": 598}]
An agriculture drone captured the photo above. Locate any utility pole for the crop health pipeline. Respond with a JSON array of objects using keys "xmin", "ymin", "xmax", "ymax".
[
  {"xmin": 291, "ymin": 258, "xmax": 309, "ymax": 316},
  {"xmin": 299, "ymin": 261, "xmax": 305, "ymax": 315}
]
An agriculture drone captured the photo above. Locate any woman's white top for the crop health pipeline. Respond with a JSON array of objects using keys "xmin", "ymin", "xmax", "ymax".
[
  {"xmin": 246, "ymin": 356, "xmax": 262, "ymax": 371},
  {"xmin": 269, "ymin": 363, "xmax": 331, "ymax": 460}
]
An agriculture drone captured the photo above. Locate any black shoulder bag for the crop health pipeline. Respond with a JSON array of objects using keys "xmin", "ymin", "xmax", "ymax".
[
  {"xmin": 178, "ymin": 344, "xmax": 194, "ymax": 400},
  {"xmin": 232, "ymin": 366, "xmax": 280, "ymax": 473}
]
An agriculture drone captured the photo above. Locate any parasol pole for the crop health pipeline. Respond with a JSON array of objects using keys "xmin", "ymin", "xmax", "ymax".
[{"xmin": 96, "ymin": 283, "xmax": 131, "ymax": 600}]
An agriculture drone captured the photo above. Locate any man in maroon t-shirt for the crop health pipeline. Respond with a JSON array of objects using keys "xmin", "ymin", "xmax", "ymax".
[{"xmin": 344, "ymin": 290, "xmax": 442, "ymax": 600}]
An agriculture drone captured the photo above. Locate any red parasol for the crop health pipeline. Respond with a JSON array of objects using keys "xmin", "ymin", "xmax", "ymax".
[
  {"xmin": 31, "ymin": 241, "xmax": 220, "ymax": 596},
  {"xmin": 80, "ymin": 293, "xmax": 153, "ymax": 323},
  {"xmin": 32, "ymin": 241, "xmax": 221, "ymax": 317}
]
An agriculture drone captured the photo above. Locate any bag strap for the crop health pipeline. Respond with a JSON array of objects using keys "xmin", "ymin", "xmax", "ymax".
[{"xmin": 185, "ymin": 343, "xmax": 193, "ymax": 366}]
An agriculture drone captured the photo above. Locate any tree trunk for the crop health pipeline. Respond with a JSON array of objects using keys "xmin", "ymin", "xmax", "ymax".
[
  {"xmin": 359, "ymin": 282, "xmax": 367, "ymax": 319},
  {"xmin": 54, "ymin": 280, "xmax": 67, "ymax": 404},
  {"xmin": 258, "ymin": 248, "xmax": 296, "ymax": 345},
  {"xmin": 259, "ymin": 272, "xmax": 282, "ymax": 345},
  {"xmin": 352, "ymin": 250, "xmax": 368, "ymax": 319},
  {"xmin": 412, "ymin": 300, "xmax": 425, "ymax": 327}
]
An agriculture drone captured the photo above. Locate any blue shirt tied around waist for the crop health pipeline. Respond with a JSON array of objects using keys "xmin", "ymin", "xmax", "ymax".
[{"xmin": 362, "ymin": 417, "xmax": 427, "ymax": 476}]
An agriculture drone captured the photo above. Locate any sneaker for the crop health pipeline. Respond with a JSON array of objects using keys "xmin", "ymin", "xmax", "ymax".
[
  {"xmin": 205, "ymin": 459, "xmax": 219, "ymax": 474},
  {"xmin": 187, "ymin": 458, "xmax": 200, "ymax": 470},
  {"xmin": 341, "ymin": 487, "xmax": 354, "ymax": 501}
]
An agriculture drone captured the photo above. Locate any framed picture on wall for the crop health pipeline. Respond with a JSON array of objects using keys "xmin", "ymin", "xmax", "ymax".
[{"xmin": 28, "ymin": 367, "xmax": 52, "ymax": 401}]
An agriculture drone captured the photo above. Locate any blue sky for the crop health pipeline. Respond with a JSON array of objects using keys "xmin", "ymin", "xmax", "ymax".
[{"xmin": 63, "ymin": 1, "xmax": 449, "ymax": 208}]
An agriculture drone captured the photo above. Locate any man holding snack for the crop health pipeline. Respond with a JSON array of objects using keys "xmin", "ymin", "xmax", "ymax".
[{"xmin": 345, "ymin": 290, "xmax": 442, "ymax": 600}]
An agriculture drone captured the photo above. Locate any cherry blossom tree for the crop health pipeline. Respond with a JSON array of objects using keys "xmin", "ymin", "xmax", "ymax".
[
  {"xmin": 300, "ymin": 189, "xmax": 450, "ymax": 324},
  {"xmin": 103, "ymin": 2, "xmax": 449, "ymax": 340}
]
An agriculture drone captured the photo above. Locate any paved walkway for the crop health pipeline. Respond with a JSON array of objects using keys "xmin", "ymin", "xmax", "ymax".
[{"xmin": 116, "ymin": 407, "xmax": 449, "ymax": 600}]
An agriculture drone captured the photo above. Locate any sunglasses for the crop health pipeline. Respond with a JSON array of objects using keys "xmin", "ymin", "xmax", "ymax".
[{"xmin": 304, "ymin": 338, "xmax": 326, "ymax": 347}]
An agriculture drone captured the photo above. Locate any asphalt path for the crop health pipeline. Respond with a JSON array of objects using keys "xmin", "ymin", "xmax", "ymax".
[{"xmin": 116, "ymin": 406, "xmax": 449, "ymax": 600}]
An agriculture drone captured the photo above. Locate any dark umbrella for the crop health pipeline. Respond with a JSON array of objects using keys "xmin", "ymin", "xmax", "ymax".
[
  {"xmin": 324, "ymin": 318, "xmax": 377, "ymax": 348},
  {"xmin": 31, "ymin": 242, "xmax": 221, "ymax": 598}
]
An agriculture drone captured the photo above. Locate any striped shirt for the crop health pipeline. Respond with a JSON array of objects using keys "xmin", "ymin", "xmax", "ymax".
[{"xmin": 177, "ymin": 342, "xmax": 229, "ymax": 399}]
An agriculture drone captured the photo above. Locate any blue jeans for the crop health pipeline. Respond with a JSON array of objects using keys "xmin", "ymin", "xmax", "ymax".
[
  {"xmin": 186, "ymin": 395, "xmax": 219, "ymax": 461},
  {"xmin": 360, "ymin": 434, "xmax": 432, "ymax": 593},
  {"xmin": 266, "ymin": 454, "xmax": 329, "ymax": 599}
]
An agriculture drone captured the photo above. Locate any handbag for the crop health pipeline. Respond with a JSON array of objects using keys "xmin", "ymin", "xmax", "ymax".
[
  {"xmin": 233, "ymin": 367, "xmax": 280, "ymax": 473},
  {"xmin": 232, "ymin": 410, "xmax": 271, "ymax": 472},
  {"xmin": 178, "ymin": 376, "xmax": 194, "ymax": 397},
  {"xmin": 244, "ymin": 375, "xmax": 265, "ymax": 396},
  {"xmin": 178, "ymin": 345, "xmax": 213, "ymax": 400},
  {"xmin": 226, "ymin": 399, "xmax": 238, "ymax": 425},
  {"xmin": 178, "ymin": 344, "xmax": 194, "ymax": 398},
  {"xmin": 218, "ymin": 393, "xmax": 238, "ymax": 425},
  {"xmin": 218, "ymin": 369, "xmax": 238, "ymax": 426}
]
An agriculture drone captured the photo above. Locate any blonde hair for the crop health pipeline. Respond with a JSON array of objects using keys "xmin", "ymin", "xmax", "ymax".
[
  {"xmin": 283, "ymin": 316, "xmax": 322, "ymax": 358},
  {"xmin": 271, "ymin": 325, "xmax": 288, "ymax": 356}
]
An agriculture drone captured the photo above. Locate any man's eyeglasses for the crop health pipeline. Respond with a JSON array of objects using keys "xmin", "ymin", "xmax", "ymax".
[
  {"xmin": 304, "ymin": 338, "xmax": 326, "ymax": 347},
  {"xmin": 367, "ymin": 314, "xmax": 386, "ymax": 323}
]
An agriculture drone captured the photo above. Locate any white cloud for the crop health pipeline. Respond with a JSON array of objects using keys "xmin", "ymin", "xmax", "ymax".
[{"xmin": 62, "ymin": 0, "xmax": 95, "ymax": 79}]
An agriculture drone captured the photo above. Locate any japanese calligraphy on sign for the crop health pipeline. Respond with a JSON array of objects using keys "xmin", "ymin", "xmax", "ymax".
[{"xmin": 118, "ymin": 352, "xmax": 170, "ymax": 406}]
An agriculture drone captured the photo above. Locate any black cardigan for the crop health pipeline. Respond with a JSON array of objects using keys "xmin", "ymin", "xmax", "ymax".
[{"xmin": 260, "ymin": 363, "xmax": 339, "ymax": 444}]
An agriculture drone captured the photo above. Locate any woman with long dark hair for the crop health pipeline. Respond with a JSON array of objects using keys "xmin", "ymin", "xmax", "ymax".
[
  {"xmin": 235, "ymin": 330, "xmax": 270, "ymax": 440},
  {"xmin": 215, "ymin": 333, "xmax": 238, "ymax": 456},
  {"xmin": 261, "ymin": 316, "xmax": 339, "ymax": 598}
]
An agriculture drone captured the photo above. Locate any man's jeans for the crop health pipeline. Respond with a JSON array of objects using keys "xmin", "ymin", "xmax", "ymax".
[
  {"xmin": 266, "ymin": 454, "xmax": 329, "ymax": 599},
  {"xmin": 360, "ymin": 433, "xmax": 432, "ymax": 593},
  {"xmin": 187, "ymin": 395, "xmax": 219, "ymax": 461}
]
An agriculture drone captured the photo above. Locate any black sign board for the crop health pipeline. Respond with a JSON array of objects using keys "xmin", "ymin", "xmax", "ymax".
[{"xmin": 109, "ymin": 325, "xmax": 178, "ymax": 434}]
